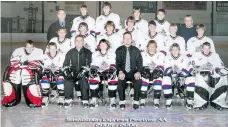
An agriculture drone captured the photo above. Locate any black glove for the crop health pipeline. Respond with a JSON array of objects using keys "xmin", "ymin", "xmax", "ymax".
[
  {"xmin": 42, "ymin": 68, "xmax": 52, "ymax": 79},
  {"xmin": 23, "ymin": 61, "xmax": 29, "ymax": 66},
  {"xmin": 153, "ymin": 67, "xmax": 164, "ymax": 79},
  {"xmin": 108, "ymin": 66, "xmax": 117, "ymax": 80},
  {"xmin": 77, "ymin": 66, "xmax": 89, "ymax": 79},
  {"xmin": 89, "ymin": 66, "xmax": 99, "ymax": 78},
  {"xmin": 63, "ymin": 66, "xmax": 77, "ymax": 80},
  {"xmin": 141, "ymin": 66, "xmax": 151, "ymax": 79}
]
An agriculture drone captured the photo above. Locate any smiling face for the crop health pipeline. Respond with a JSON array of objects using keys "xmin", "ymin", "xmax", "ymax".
[
  {"xmin": 75, "ymin": 36, "xmax": 84, "ymax": 49},
  {"xmin": 79, "ymin": 25, "xmax": 88, "ymax": 34},
  {"xmin": 197, "ymin": 28, "xmax": 205, "ymax": 37},
  {"xmin": 184, "ymin": 16, "xmax": 193, "ymax": 27},
  {"xmin": 57, "ymin": 10, "xmax": 66, "ymax": 22},
  {"xmin": 203, "ymin": 45, "xmax": 211, "ymax": 55},
  {"xmin": 58, "ymin": 29, "xmax": 67, "ymax": 38},
  {"xmin": 149, "ymin": 24, "xmax": 156, "ymax": 32},
  {"xmin": 25, "ymin": 43, "xmax": 34, "ymax": 54},
  {"xmin": 99, "ymin": 42, "xmax": 108, "ymax": 51},
  {"xmin": 157, "ymin": 11, "xmax": 165, "ymax": 20},
  {"xmin": 80, "ymin": 7, "xmax": 87, "ymax": 16},
  {"xmin": 49, "ymin": 45, "xmax": 57, "ymax": 54},
  {"xmin": 169, "ymin": 26, "xmax": 177, "ymax": 35},
  {"xmin": 123, "ymin": 33, "xmax": 132, "ymax": 46},
  {"xmin": 133, "ymin": 10, "xmax": 140, "ymax": 19},
  {"xmin": 147, "ymin": 43, "xmax": 157, "ymax": 53},
  {"xmin": 103, "ymin": 6, "xmax": 110, "ymax": 15},
  {"xmin": 106, "ymin": 25, "xmax": 114, "ymax": 33},
  {"xmin": 171, "ymin": 46, "xmax": 180, "ymax": 57}
]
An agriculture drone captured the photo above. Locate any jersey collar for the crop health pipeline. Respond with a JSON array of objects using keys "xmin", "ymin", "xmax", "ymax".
[
  {"xmin": 170, "ymin": 35, "xmax": 178, "ymax": 40},
  {"xmin": 58, "ymin": 37, "xmax": 66, "ymax": 44},
  {"xmin": 171, "ymin": 54, "xmax": 181, "ymax": 60},
  {"xmin": 202, "ymin": 52, "xmax": 212, "ymax": 57},
  {"xmin": 149, "ymin": 32, "xmax": 157, "ymax": 39},
  {"xmin": 197, "ymin": 35, "xmax": 205, "ymax": 40},
  {"xmin": 80, "ymin": 15, "xmax": 89, "ymax": 20}
]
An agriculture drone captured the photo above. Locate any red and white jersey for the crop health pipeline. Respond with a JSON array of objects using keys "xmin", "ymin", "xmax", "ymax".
[
  {"xmin": 91, "ymin": 51, "xmax": 116, "ymax": 72},
  {"xmin": 43, "ymin": 52, "xmax": 65, "ymax": 72},
  {"xmin": 155, "ymin": 20, "xmax": 170, "ymax": 37},
  {"xmin": 46, "ymin": 37, "xmax": 74, "ymax": 55},
  {"xmin": 141, "ymin": 51, "xmax": 165, "ymax": 71},
  {"xmin": 164, "ymin": 35, "xmax": 186, "ymax": 55},
  {"xmin": 96, "ymin": 33, "xmax": 122, "ymax": 53},
  {"xmin": 187, "ymin": 36, "xmax": 215, "ymax": 56},
  {"xmin": 164, "ymin": 54, "xmax": 190, "ymax": 74},
  {"xmin": 124, "ymin": 18, "xmax": 148, "ymax": 35},
  {"xmin": 118, "ymin": 28, "xmax": 146, "ymax": 51},
  {"xmin": 71, "ymin": 16, "xmax": 95, "ymax": 34},
  {"xmin": 10, "ymin": 47, "xmax": 43, "ymax": 65},
  {"xmin": 95, "ymin": 13, "xmax": 121, "ymax": 34},
  {"xmin": 71, "ymin": 33, "xmax": 96, "ymax": 53},
  {"xmin": 144, "ymin": 33, "xmax": 166, "ymax": 53}
]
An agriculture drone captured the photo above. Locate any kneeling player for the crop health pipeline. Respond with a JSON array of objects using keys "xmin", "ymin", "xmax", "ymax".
[
  {"xmin": 41, "ymin": 42, "xmax": 65, "ymax": 107},
  {"xmin": 2, "ymin": 40, "xmax": 43, "ymax": 107},
  {"xmin": 163, "ymin": 43, "xmax": 195, "ymax": 109},
  {"xmin": 88, "ymin": 39, "xmax": 117, "ymax": 109},
  {"xmin": 192, "ymin": 42, "xmax": 228, "ymax": 110},
  {"xmin": 140, "ymin": 40, "xmax": 165, "ymax": 108}
]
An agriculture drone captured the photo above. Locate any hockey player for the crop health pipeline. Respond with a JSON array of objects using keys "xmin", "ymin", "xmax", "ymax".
[
  {"xmin": 40, "ymin": 42, "xmax": 65, "ymax": 107},
  {"xmin": 2, "ymin": 40, "xmax": 43, "ymax": 107},
  {"xmin": 97, "ymin": 21, "xmax": 122, "ymax": 53},
  {"xmin": 145, "ymin": 20, "xmax": 166, "ymax": 55},
  {"xmin": 140, "ymin": 40, "xmax": 165, "ymax": 108},
  {"xmin": 163, "ymin": 43, "xmax": 195, "ymax": 109},
  {"xmin": 155, "ymin": 9, "xmax": 170, "ymax": 37},
  {"xmin": 88, "ymin": 39, "xmax": 118, "ymax": 109},
  {"xmin": 46, "ymin": 28, "xmax": 74, "ymax": 55},
  {"xmin": 63, "ymin": 35, "xmax": 92, "ymax": 108},
  {"xmin": 95, "ymin": 2, "xmax": 121, "ymax": 35},
  {"xmin": 71, "ymin": 5, "xmax": 95, "ymax": 36},
  {"xmin": 71, "ymin": 22, "xmax": 96, "ymax": 53},
  {"xmin": 187, "ymin": 24, "xmax": 215, "ymax": 57},
  {"xmin": 164, "ymin": 23, "xmax": 186, "ymax": 55},
  {"xmin": 118, "ymin": 16, "xmax": 146, "ymax": 52},
  {"xmin": 192, "ymin": 42, "xmax": 228, "ymax": 110}
]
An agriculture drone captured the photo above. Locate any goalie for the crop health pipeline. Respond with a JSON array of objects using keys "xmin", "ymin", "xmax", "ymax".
[
  {"xmin": 2, "ymin": 40, "xmax": 43, "ymax": 107},
  {"xmin": 192, "ymin": 42, "xmax": 228, "ymax": 110}
]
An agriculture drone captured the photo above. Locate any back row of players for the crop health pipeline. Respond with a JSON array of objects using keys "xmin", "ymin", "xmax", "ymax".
[{"xmin": 2, "ymin": 2, "xmax": 227, "ymax": 110}]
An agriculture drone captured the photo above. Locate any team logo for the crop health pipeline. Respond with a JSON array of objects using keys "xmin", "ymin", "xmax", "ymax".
[
  {"xmin": 201, "ymin": 62, "xmax": 213, "ymax": 71},
  {"xmin": 49, "ymin": 63, "xmax": 58, "ymax": 72},
  {"xmin": 173, "ymin": 65, "xmax": 180, "ymax": 73},
  {"xmin": 196, "ymin": 45, "xmax": 203, "ymax": 52},
  {"xmin": 148, "ymin": 61, "xmax": 156, "ymax": 71},
  {"xmin": 100, "ymin": 61, "xmax": 109, "ymax": 72}
]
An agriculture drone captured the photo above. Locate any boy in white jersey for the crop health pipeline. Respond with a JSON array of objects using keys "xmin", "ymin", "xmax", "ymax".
[{"xmin": 155, "ymin": 9, "xmax": 170, "ymax": 37}]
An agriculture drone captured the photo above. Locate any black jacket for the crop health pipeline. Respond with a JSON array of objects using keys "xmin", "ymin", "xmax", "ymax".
[
  {"xmin": 115, "ymin": 45, "xmax": 142, "ymax": 74},
  {"xmin": 63, "ymin": 47, "xmax": 92, "ymax": 71},
  {"xmin": 47, "ymin": 20, "xmax": 72, "ymax": 41}
]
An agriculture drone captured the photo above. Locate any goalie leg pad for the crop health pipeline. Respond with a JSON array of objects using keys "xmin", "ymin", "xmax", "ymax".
[
  {"xmin": 162, "ymin": 76, "xmax": 173, "ymax": 99},
  {"xmin": 56, "ymin": 76, "xmax": 64, "ymax": 96},
  {"xmin": 40, "ymin": 76, "xmax": 51, "ymax": 96},
  {"xmin": 108, "ymin": 77, "xmax": 118, "ymax": 98},
  {"xmin": 89, "ymin": 77, "xmax": 100, "ymax": 98},
  {"xmin": 141, "ymin": 77, "xmax": 149, "ymax": 99},
  {"xmin": 153, "ymin": 77, "xmax": 162, "ymax": 99}
]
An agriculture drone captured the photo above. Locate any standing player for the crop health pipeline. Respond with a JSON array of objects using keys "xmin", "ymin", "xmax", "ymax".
[
  {"xmin": 71, "ymin": 5, "xmax": 95, "ymax": 36},
  {"xmin": 88, "ymin": 39, "xmax": 117, "ymax": 109},
  {"xmin": 140, "ymin": 40, "xmax": 165, "ymax": 108},
  {"xmin": 162, "ymin": 43, "xmax": 195, "ymax": 109},
  {"xmin": 2, "ymin": 40, "xmax": 43, "ymax": 107},
  {"xmin": 187, "ymin": 24, "xmax": 215, "ymax": 57},
  {"xmin": 95, "ymin": 2, "xmax": 121, "ymax": 35},
  {"xmin": 41, "ymin": 42, "xmax": 65, "ymax": 107},
  {"xmin": 71, "ymin": 22, "xmax": 96, "ymax": 53},
  {"xmin": 192, "ymin": 42, "xmax": 228, "ymax": 110},
  {"xmin": 46, "ymin": 28, "xmax": 73, "ymax": 55},
  {"xmin": 164, "ymin": 23, "xmax": 186, "ymax": 55},
  {"xmin": 97, "ymin": 21, "xmax": 122, "ymax": 53},
  {"xmin": 155, "ymin": 9, "xmax": 170, "ymax": 37}
]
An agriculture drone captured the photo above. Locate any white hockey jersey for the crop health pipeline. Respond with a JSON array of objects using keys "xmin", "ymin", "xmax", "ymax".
[
  {"xmin": 187, "ymin": 36, "xmax": 215, "ymax": 56},
  {"xmin": 118, "ymin": 28, "xmax": 146, "ymax": 51},
  {"xmin": 124, "ymin": 18, "xmax": 149, "ymax": 35},
  {"xmin": 164, "ymin": 35, "xmax": 186, "ymax": 55},
  {"xmin": 96, "ymin": 33, "xmax": 122, "ymax": 53},
  {"xmin": 144, "ymin": 33, "xmax": 166, "ymax": 53},
  {"xmin": 10, "ymin": 47, "xmax": 43, "ymax": 65},
  {"xmin": 71, "ymin": 16, "xmax": 95, "ymax": 35},
  {"xmin": 141, "ymin": 51, "xmax": 165, "ymax": 71},
  {"xmin": 71, "ymin": 33, "xmax": 97, "ymax": 53},
  {"xmin": 91, "ymin": 51, "xmax": 116, "ymax": 72},
  {"xmin": 95, "ymin": 13, "xmax": 121, "ymax": 34},
  {"xmin": 155, "ymin": 20, "xmax": 170, "ymax": 37},
  {"xmin": 46, "ymin": 37, "xmax": 74, "ymax": 55},
  {"xmin": 43, "ymin": 52, "xmax": 65, "ymax": 72}
]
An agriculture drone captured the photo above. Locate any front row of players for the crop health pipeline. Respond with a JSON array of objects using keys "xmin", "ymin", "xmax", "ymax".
[{"xmin": 2, "ymin": 33, "xmax": 228, "ymax": 110}]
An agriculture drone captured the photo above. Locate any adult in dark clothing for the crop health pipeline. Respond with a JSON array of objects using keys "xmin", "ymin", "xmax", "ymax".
[
  {"xmin": 178, "ymin": 15, "xmax": 197, "ymax": 44},
  {"xmin": 116, "ymin": 32, "xmax": 143, "ymax": 110},
  {"xmin": 63, "ymin": 35, "xmax": 92, "ymax": 108},
  {"xmin": 47, "ymin": 9, "xmax": 72, "ymax": 42}
]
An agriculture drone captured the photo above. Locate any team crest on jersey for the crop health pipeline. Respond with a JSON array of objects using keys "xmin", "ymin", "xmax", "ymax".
[
  {"xmin": 173, "ymin": 65, "xmax": 180, "ymax": 73},
  {"xmin": 149, "ymin": 61, "xmax": 156, "ymax": 71},
  {"xmin": 49, "ymin": 63, "xmax": 58, "ymax": 72},
  {"xmin": 196, "ymin": 45, "xmax": 203, "ymax": 52},
  {"xmin": 161, "ymin": 29, "xmax": 166, "ymax": 36},
  {"xmin": 201, "ymin": 62, "xmax": 213, "ymax": 71},
  {"xmin": 100, "ymin": 61, "xmax": 109, "ymax": 72}
]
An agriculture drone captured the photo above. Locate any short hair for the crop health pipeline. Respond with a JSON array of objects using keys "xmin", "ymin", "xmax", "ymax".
[
  {"xmin": 133, "ymin": 7, "xmax": 140, "ymax": 12},
  {"xmin": 58, "ymin": 9, "xmax": 65, "ymax": 13},
  {"xmin": 105, "ymin": 20, "xmax": 115, "ymax": 30},
  {"xmin": 148, "ymin": 20, "xmax": 156, "ymax": 26},
  {"xmin": 25, "ymin": 40, "xmax": 34, "ymax": 45},
  {"xmin": 57, "ymin": 28, "xmax": 67, "ymax": 34},
  {"xmin": 185, "ymin": 14, "xmax": 192, "ymax": 18},
  {"xmin": 48, "ymin": 42, "xmax": 57, "ymax": 49},
  {"xmin": 126, "ymin": 16, "xmax": 135, "ymax": 26},
  {"xmin": 202, "ymin": 42, "xmax": 211, "ymax": 48},
  {"xmin": 196, "ymin": 24, "xmax": 206, "ymax": 31},
  {"xmin": 78, "ymin": 22, "xmax": 89, "ymax": 31},
  {"xmin": 157, "ymin": 9, "xmax": 166, "ymax": 14},
  {"xmin": 81, "ymin": 5, "xmax": 87, "ymax": 8},
  {"xmin": 147, "ymin": 40, "xmax": 157, "ymax": 48},
  {"xmin": 103, "ymin": 2, "xmax": 111, "ymax": 9},
  {"xmin": 75, "ymin": 34, "xmax": 84, "ymax": 41},
  {"xmin": 170, "ymin": 43, "xmax": 180, "ymax": 52},
  {"xmin": 123, "ymin": 31, "xmax": 132, "ymax": 39},
  {"xmin": 98, "ymin": 39, "xmax": 110, "ymax": 50},
  {"xmin": 170, "ymin": 23, "xmax": 178, "ymax": 30}
]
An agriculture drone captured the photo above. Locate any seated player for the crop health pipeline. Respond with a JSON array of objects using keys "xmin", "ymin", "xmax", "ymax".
[
  {"xmin": 2, "ymin": 40, "xmax": 43, "ymax": 107},
  {"xmin": 46, "ymin": 28, "xmax": 74, "ymax": 55},
  {"xmin": 97, "ymin": 21, "xmax": 122, "ymax": 53},
  {"xmin": 88, "ymin": 39, "xmax": 117, "ymax": 109},
  {"xmin": 163, "ymin": 43, "xmax": 195, "ymax": 109},
  {"xmin": 187, "ymin": 24, "xmax": 215, "ymax": 57},
  {"xmin": 192, "ymin": 42, "xmax": 228, "ymax": 110},
  {"xmin": 140, "ymin": 40, "xmax": 165, "ymax": 108},
  {"xmin": 40, "ymin": 42, "xmax": 65, "ymax": 107},
  {"xmin": 71, "ymin": 22, "xmax": 96, "ymax": 53}
]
